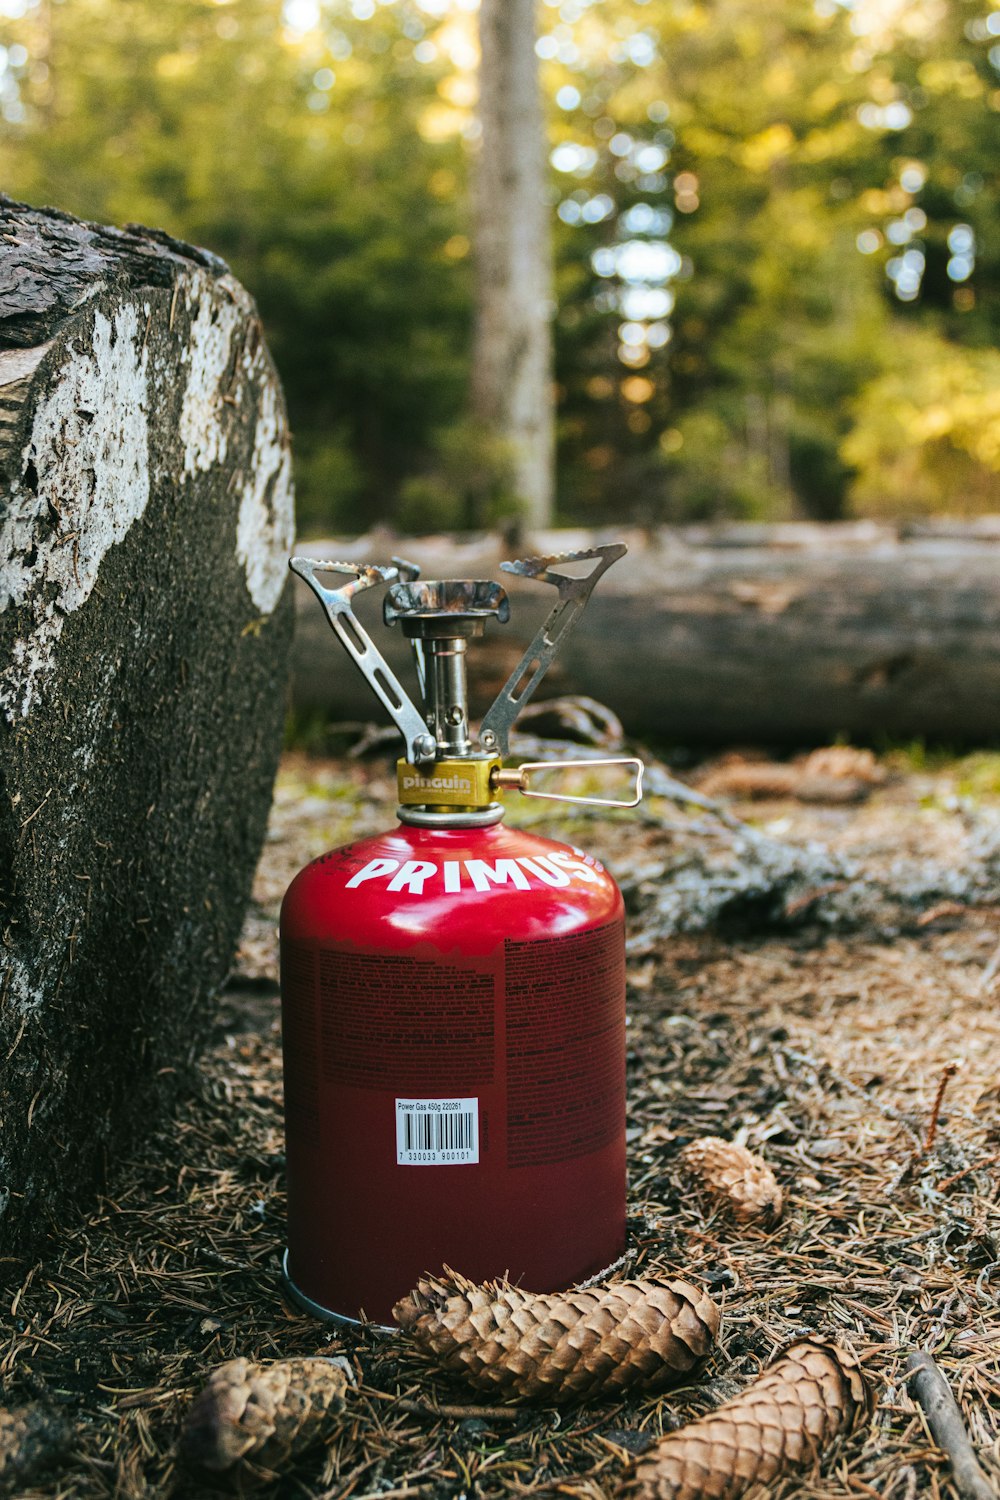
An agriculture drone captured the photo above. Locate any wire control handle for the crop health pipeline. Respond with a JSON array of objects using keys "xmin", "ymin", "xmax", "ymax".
[{"xmin": 492, "ymin": 757, "xmax": 644, "ymax": 808}]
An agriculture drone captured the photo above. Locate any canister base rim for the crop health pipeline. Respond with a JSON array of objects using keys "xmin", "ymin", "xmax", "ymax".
[
  {"xmin": 283, "ymin": 1250, "xmax": 630, "ymax": 1332},
  {"xmin": 281, "ymin": 1250, "xmax": 397, "ymax": 1334}
]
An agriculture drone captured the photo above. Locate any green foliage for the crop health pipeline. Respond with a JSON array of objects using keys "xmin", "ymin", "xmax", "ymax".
[
  {"xmin": 844, "ymin": 327, "xmax": 1000, "ymax": 514},
  {"xmin": 2, "ymin": 0, "xmax": 470, "ymax": 536},
  {"xmin": 397, "ymin": 420, "xmax": 520, "ymax": 533},
  {"xmin": 2, "ymin": 0, "xmax": 998, "ymax": 530},
  {"xmin": 654, "ymin": 409, "xmax": 780, "ymax": 522},
  {"xmin": 548, "ymin": 0, "xmax": 1000, "ymax": 523},
  {"xmin": 953, "ymin": 752, "xmax": 1000, "ymax": 799},
  {"xmin": 292, "ymin": 426, "xmax": 366, "ymax": 534}
]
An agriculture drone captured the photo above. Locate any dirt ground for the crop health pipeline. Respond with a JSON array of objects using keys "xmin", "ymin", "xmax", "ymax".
[{"xmin": 2, "ymin": 744, "xmax": 999, "ymax": 1500}]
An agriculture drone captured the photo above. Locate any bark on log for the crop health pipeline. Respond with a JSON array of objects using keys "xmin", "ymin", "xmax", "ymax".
[
  {"xmin": 0, "ymin": 198, "xmax": 294, "ymax": 1257},
  {"xmin": 290, "ymin": 525, "xmax": 1000, "ymax": 746}
]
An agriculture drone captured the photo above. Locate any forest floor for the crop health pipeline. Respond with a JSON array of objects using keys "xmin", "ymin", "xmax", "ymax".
[{"xmin": 3, "ymin": 741, "xmax": 1000, "ymax": 1500}]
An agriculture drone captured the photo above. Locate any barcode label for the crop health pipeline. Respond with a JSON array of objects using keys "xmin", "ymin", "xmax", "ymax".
[{"xmin": 396, "ymin": 1098, "xmax": 479, "ymax": 1165}]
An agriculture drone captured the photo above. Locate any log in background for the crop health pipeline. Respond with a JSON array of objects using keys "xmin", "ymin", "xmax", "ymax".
[{"xmin": 291, "ymin": 522, "xmax": 1000, "ymax": 746}]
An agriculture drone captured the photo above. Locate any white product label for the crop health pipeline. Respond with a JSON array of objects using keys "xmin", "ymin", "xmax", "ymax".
[{"xmin": 396, "ymin": 1098, "xmax": 479, "ymax": 1166}]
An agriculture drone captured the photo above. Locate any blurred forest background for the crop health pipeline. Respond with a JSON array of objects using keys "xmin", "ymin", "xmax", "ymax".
[{"xmin": 1, "ymin": 0, "xmax": 999, "ymax": 534}]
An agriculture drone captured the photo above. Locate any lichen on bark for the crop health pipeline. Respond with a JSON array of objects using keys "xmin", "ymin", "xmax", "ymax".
[{"xmin": 0, "ymin": 198, "xmax": 294, "ymax": 1258}]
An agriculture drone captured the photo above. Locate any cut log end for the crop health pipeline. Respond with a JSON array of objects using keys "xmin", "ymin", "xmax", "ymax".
[{"xmin": 0, "ymin": 199, "xmax": 294, "ymax": 1257}]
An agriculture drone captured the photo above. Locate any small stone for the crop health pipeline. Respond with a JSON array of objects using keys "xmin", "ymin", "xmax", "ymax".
[{"xmin": 604, "ymin": 1427, "xmax": 655, "ymax": 1456}]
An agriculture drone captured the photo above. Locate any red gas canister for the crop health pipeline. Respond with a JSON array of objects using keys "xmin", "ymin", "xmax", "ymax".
[{"xmin": 280, "ymin": 547, "xmax": 642, "ymax": 1326}]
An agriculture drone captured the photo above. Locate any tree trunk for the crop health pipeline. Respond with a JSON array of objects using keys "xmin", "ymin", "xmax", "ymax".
[
  {"xmin": 472, "ymin": 0, "xmax": 554, "ymax": 529},
  {"xmin": 290, "ymin": 523, "xmax": 1000, "ymax": 747},
  {"xmin": 0, "ymin": 198, "xmax": 294, "ymax": 1258}
]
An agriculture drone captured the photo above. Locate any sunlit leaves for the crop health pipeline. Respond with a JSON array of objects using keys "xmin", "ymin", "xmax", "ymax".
[
  {"xmin": 2, "ymin": 0, "xmax": 997, "ymax": 526},
  {"xmin": 844, "ymin": 329, "xmax": 1000, "ymax": 513}
]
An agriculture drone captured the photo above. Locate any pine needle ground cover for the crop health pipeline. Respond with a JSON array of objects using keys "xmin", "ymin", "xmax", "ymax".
[{"xmin": 2, "ymin": 749, "xmax": 998, "ymax": 1499}]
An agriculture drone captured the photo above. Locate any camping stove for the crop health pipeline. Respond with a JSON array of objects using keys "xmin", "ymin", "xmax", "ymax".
[{"xmin": 280, "ymin": 544, "xmax": 642, "ymax": 1326}]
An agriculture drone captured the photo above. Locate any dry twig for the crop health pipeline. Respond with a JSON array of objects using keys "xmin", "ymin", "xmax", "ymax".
[
  {"xmin": 923, "ymin": 1061, "xmax": 961, "ymax": 1154},
  {"xmin": 905, "ymin": 1351, "xmax": 997, "ymax": 1500},
  {"xmin": 936, "ymin": 1152, "xmax": 1000, "ymax": 1192},
  {"xmin": 391, "ymin": 1397, "xmax": 522, "ymax": 1423}
]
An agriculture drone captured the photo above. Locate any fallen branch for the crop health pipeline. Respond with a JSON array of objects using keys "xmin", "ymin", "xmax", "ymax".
[
  {"xmin": 627, "ymin": 754, "xmax": 1000, "ymax": 946},
  {"xmin": 389, "ymin": 1397, "xmax": 522, "ymax": 1424},
  {"xmin": 905, "ymin": 1351, "xmax": 996, "ymax": 1500},
  {"xmin": 936, "ymin": 1153, "xmax": 1000, "ymax": 1193},
  {"xmin": 335, "ymin": 718, "xmax": 1000, "ymax": 945},
  {"xmin": 514, "ymin": 694, "xmax": 625, "ymax": 750}
]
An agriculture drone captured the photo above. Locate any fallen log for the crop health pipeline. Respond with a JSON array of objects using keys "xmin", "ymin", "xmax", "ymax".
[
  {"xmin": 290, "ymin": 524, "xmax": 1000, "ymax": 746},
  {"xmin": 0, "ymin": 199, "xmax": 294, "ymax": 1257}
]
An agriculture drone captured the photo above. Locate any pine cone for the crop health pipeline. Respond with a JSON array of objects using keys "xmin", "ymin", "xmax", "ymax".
[
  {"xmin": 180, "ymin": 1356, "xmax": 352, "ymax": 1477},
  {"xmin": 0, "ymin": 1402, "xmax": 72, "ymax": 1495},
  {"xmin": 393, "ymin": 1271, "xmax": 720, "ymax": 1403},
  {"xmin": 804, "ymin": 746, "xmax": 884, "ymax": 785},
  {"xmin": 621, "ymin": 1340, "xmax": 871, "ymax": 1500},
  {"xmin": 679, "ymin": 1137, "xmax": 783, "ymax": 1224}
]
